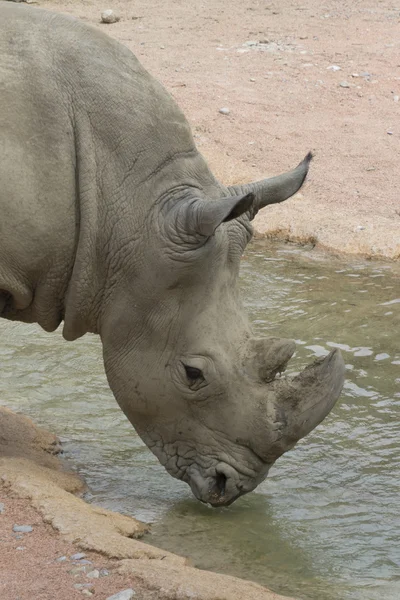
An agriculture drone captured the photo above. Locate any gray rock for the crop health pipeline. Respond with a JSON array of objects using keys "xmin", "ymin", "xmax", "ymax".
[
  {"xmin": 327, "ymin": 65, "xmax": 341, "ymax": 71},
  {"xmin": 16, "ymin": 546, "xmax": 26, "ymax": 550},
  {"xmin": 56, "ymin": 556, "xmax": 67, "ymax": 562},
  {"xmin": 86, "ymin": 569, "xmax": 100, "ymax": 579},
  {"xmin": 394, "ymin": 95, "xmax": 399, "ymax": 102},
  {"xmin": 82, "ymin": 590, "xmax": 94, "ymax": 598},
  {"xmin": 219, "ymin": 107, "xmax": 230, "ymax": 115},
  {"xmin": 101, "ymin": 10, "xmax": 120, "ymax": 24},
  {"xmin": 13, "ymin": 525, "xmax": 33, "ymax": 533},
  {"xmin": 339, "ymin": 81, "xmax": 350, "ymax": 88},
  {"xmin": 77, "ymin": 559, "xmax": 93, "ymax": 565},
  {"xmin": 106, "ymin": 589, "xmax": 136, "ymax": 600},
  {"xmin": 71, "ymin": 552, "xmax": 86, "ymax": 560},
  {"xmin": 0, "ymin": 502, "xmax": 5, "ymax": 514},
  {"xmin": 355, "ymin": 225, "xmax": 365, "ymax": 231},
  {"xmin": 99, "ymin": 568, "xmax": 110, "ymax": 577}
]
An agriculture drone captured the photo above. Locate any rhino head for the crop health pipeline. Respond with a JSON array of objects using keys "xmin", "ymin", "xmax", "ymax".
[{"xmin": 100, "ymin": 153, "xmax": 345, "ymax": 506}]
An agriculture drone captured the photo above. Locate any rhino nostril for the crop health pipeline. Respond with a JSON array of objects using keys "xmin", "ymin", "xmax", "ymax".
[{"xmin": 215, "ymin": 472, "xmax": 227, "ymax": 497}]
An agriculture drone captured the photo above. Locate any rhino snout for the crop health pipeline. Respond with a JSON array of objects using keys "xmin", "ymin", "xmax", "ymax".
[{"xmin": 187, "ymin": 463, "xmax": 259, "ymax": 508}]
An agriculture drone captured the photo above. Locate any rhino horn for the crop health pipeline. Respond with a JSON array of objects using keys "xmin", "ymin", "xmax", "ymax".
[
  {"xmin": 270, "ymin": 348, "xmax": 345, "ymax": 455},
  {"xmin": 249, "ymin": 337, "xmax": 296, "ymax": 382},
  {"xmin": 229, "ymin": 152, "xmax": 313, "ymax": 219}
]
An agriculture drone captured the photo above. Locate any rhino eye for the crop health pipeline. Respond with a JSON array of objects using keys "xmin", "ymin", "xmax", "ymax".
[{"xmin": 183, "ymin": 364, "xmax": 204, "ymax": 382}]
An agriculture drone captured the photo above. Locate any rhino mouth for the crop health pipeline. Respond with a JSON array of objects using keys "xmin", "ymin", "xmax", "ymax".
[{"xmin": 186, "ymin": 460, "xmax": 264, "ymax": 508}]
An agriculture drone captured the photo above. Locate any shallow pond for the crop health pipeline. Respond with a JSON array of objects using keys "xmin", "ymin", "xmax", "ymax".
[{"xmin": 1, "ymin": 241, "xmax": 399, "ymax": 600}]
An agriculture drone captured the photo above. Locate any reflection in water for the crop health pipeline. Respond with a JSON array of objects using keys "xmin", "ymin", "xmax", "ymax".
[{"xmin": 0, "ymin": 241, "xmax": 399, "ymax": 600}]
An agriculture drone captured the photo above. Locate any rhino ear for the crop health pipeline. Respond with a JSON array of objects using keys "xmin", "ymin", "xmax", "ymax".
[{"xmin": 188, "ymin": 192, "xmax": 255, "ymax": 237}]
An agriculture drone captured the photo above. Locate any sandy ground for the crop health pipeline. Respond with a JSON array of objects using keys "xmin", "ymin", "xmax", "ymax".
[
  {"xmin": 30, "ymin": 0, "xmax": 400, "ymax": 259},
  {"xmin": 0, "ymin": 491, "xmax": 156, "ymax": 600}
]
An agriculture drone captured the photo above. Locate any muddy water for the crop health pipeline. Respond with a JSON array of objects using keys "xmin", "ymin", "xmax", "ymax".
[{"xmin": 1, "ymin": 241, "xmax": 399, "ymax": 600}]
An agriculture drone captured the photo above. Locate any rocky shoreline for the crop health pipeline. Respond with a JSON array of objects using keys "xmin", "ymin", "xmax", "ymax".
[{"xmin": 0, "ymin": 406, "xmax": 294, "ymax": 600}]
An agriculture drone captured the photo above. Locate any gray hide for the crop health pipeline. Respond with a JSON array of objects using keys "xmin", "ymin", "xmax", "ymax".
[{"xmin": 0, "ymin": 3, "xmax": 345, "ymax": 506}]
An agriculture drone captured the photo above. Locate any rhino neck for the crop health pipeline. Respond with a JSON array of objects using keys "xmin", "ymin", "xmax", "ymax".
[{"xmin": 62, "ymin": 117, "xmax": 222, "ymax": 341}]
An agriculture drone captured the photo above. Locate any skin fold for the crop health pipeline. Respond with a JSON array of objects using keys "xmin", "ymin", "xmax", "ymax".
[{"xmin": 0, "ymin": 3, "xmax": 345, "ymax": 506}]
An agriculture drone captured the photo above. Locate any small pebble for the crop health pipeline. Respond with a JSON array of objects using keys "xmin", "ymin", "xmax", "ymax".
[
  {"xmin": 351, "ymin": 73, "xmax": 359, "ymax": 78},
  {"xmin": 71, "ymin": 553, "xmax": 86, "ymax": 560},
  {"xmin": 16, "ymin": 546, "xmax": 26, "ymax": 551},
  {"xmin": 56, "ymin": 556, "xmax": 67, "ymax": 562},
  {"xmin": 74, "ymin": 584, "xmax": 94, "ymax": 590},
  {"xmin": 77, "ymin": 559, "xmax": 93, "ymax": 565},
  {"xmin": 82, "ymin": 590, "xmax": 94, "ymax": 598},
  {"xmin": 340, "ymin": 81, "xmax": 350, "ymax": 88},
  {"xmin": 219, "ymin": 107, "xmax": 230, "ymax": 115},
  {"xmin": 387, "ymin": 130, "xmax": 394, "ymax": 135},
  {"xmin": 0, "ymin": 503, "xmax": 5, "ymax": 514},
  {"xmin": 249, "ymin": 78, "xmax": 255, "ymax": 82},
  {"xmin": 99, "ymin": 568, "xmax": 110, "ymax": 577},
  {"xmin": 327, "ymin": 65, "xmax": 341, "ymax": 71},
  {"xmin": 106, "ymin": 589, "xmax": 136, "ymax": 600},
  {"xmin": 394, "ymin": 95, "xmax": 399, "ymax": 102},
  {"xmin": 101, "ymin": 9, "xmax": 120, "ymax": 24},
  {"xmin": 13, "ymin": 525, "xmax": 33, "ymax": 533},
  {"xmin": 87, "ymin": 569, "xmax": 100, "ymax": 579},
  {"xmin": 355, "ymin": 225, "xmax": 366, "ymax": 231}
]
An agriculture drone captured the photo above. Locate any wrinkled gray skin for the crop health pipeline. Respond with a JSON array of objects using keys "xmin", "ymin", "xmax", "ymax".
[{"xmin": 0, "ymin": 3, "xmax": 345, "ymax": 506}]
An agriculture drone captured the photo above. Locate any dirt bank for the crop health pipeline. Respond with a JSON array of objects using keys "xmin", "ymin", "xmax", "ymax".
[
  {"xmin": 32, "ymin": 0, "xmax": 400, "ymax": 259},
  {"xmin": 0, "ymin": 407, "xmax": 294, "ymax": 600}
]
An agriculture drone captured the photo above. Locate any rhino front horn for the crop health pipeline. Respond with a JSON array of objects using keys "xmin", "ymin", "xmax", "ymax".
[{"xmin": 277, "ymin": 348, "xmax": 345, "ymax": 445}]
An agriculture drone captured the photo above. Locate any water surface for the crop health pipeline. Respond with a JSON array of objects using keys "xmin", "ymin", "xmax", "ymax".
[{"xmin": 1, "ymin": 241, "xmax": 399, "ymax": 600}]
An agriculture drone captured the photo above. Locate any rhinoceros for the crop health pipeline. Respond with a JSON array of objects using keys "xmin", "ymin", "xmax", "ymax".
[{"xmin": 0, "ymin": 2, "xmax": 345, "ymax": 506}]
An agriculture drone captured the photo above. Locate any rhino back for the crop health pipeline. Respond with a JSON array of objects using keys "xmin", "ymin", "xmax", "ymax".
[{"xmin": 0, "ymin": 2, "xmax": 197, "ymax": 186}]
